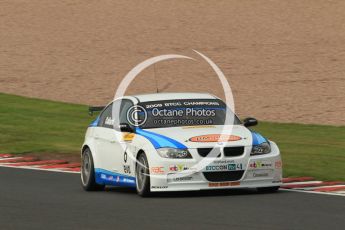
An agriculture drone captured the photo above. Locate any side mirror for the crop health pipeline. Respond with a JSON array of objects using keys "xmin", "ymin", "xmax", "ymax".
[
  {"xmin": 119, "ymin": 123, "xmax": 134, "ymax": 133},
  {"xmin": 243, "ymin": 117, "xmax": 258, "ymax": 127}
]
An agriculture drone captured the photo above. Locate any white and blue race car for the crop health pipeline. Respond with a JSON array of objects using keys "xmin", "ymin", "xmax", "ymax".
[{"xmin": 81, "ymin": 93, "xmax": 282, "ymax": 196}]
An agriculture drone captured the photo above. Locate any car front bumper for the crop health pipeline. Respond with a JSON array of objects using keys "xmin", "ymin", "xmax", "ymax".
[{"xmin": 149, "ymin": 143, "xmax": 282, "ymax": 192}]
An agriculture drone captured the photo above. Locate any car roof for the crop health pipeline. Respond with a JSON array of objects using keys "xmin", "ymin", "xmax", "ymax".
[{"xmin": 131, "ymin": 92, "xmax": 218, "ymax": 102}]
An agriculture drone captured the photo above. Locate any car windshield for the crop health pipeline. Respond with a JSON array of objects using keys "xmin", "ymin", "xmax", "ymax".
[{"xmin": 136, "ymin": 99, "xmax": 241, "ymax": 129}]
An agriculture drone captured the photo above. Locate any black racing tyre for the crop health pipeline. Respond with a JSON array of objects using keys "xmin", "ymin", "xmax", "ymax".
[
  {"xmin": 257, "ymin": 186, "xmax": 280, "ymax": 193},
  {"xmin": 135, "ymin": 153, "xmax": 151, "ymax": 197},
  {"xmin": 81, "ymin": 148, "xmax": 104, "ymax": 191}
]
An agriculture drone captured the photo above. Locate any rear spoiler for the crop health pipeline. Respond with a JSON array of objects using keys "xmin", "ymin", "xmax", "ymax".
[{"xmin": 88, "ymin": 106, "xmax": 105, "ymax": 116}]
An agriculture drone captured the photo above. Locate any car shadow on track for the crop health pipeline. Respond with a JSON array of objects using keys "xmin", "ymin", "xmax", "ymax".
[{"xmin": 105, "ymin": 186, "xmax": 281, "ymax": 198}]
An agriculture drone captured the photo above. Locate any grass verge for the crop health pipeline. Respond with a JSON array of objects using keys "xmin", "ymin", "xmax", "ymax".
[
  {"xmin": 0, "ymin": 93, "xmax": 344, "ymax": 181},
  {"xmin": 0, "ymin": 93, "xmax": 91, "ymax": 154}
]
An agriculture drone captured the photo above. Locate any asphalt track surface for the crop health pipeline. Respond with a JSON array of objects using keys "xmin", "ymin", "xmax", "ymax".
[{"xmin": 1, "ymin": 167, "xmax": 344, "ymax": 230}]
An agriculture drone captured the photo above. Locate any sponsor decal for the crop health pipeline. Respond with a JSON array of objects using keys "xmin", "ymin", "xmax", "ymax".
[
  {"xmin": 173, "ymin": 176, "xmax": 193, "ymax": 182},
  {"xmin": 167, "ymin": 173, "xmax": 194, "ymax": 182},
  {"xmin": 151, "ymin": 186, "xmax": 168, "ymax": 189},
  {"xmin": 103, "ymin": 174, "xmax": 135, "ymax": 184},
  {"xmin": 245, "ymin": 169, "xmax": 273, "ymax": 179},
  {"xmin": 208, "ymin": 181, "xmax": 240, "ymax": 187},
  {"xmin": 275, "ymin": 161, "xmax": 282, "ymax": 169},
  {"xmin": 249, "ymin": 161, "xmax": 272, "ymax": 169},
  {"xmin": 122, "ymin": 133, "xmax": 135, "ymax": 141},
  {"xmin": 95, "ymin": 169, "xmax": 136, "ymax": 187},
  {"xmin": 206, "ymin": 163, "xmax": 243, "ymax": 171},
  {"xmin": 213, "ymin": 159, "xmax": 235, "ymax": 164},
  {"xmin": 105, "ymin": 117, "xmax": 115, "ymax": 126},
  {"xmin": 150, "ymin": 166, "xmax": 165, "ymax": 174},
  {"xmin": 123, "ymin": 178, "xmax": 135, "ymax": 184},
  {"xmin": 144, "ymin": 101, "xmax": 220, "ymax": 109},
  {"xmin": 189, "ymin": 134, "xmax": 242, "ymax": 142},
  {"xmin": 101, "ymin": 174, "xmax": 117, "ymax": 182},
  {"xmin": 252, "ymin": 172, "xmax": 269, "ymax": 177},
  {"xmin": 123, "ymin": 165, "xmax": 131, "ymax": 174},
  {"xmin": 169, "ymin": 164, "xmax": 189, "ymax": 172}
]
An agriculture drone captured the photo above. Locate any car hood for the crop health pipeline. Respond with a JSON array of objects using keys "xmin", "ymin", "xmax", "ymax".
[{"xmin": 136, "ymin": 125, "xmax": 253, "ymax": 149}]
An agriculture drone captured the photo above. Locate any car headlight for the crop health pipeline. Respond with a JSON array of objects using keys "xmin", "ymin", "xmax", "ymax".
[
  {"xmin": 156, "ymin": 148, "xmax": 192, "ymax": 159},
  {"xmin": 250, "ymin": 142, "xmax": 271, "ymax": 156}
]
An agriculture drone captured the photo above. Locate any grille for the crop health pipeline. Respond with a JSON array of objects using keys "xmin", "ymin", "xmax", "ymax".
[
  {"xmin": 203, "ymin": 170, "xmax": 245, "ymax": 182},
  {"xmin": 223, "ymin": 146, "xmax": 244, "ymax": 157},
  {"xmin": 197, "ymin": 148, "xmax": 221, "ymax": 158}
]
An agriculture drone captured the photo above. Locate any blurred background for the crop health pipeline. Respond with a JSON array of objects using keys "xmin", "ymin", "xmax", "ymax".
[
  {"xmin": 1, "ymin": 0, "xmax": 345, "ymax": 180},
  {"xmin": 1, "ymin": 0, "xmax": 344, "ymax": 125}
]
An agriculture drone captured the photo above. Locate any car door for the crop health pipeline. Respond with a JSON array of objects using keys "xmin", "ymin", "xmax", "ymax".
[{"xmin": 94, "ymin": 102, "xmax": 122, "ymax": 173}]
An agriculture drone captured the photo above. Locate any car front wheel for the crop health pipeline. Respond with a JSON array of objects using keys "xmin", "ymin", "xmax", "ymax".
[{"xmin": 135, "ymin": 153, "xmax": 151, "ymax": 197}]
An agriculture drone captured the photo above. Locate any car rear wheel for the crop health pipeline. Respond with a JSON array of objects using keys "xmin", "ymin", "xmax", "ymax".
[
  {"xmin": 136, "ymin": 153, "xmax": 151, "ymax": 197},
  {"xmin": 81, "ymin": 148, "xmax": 104, "ymax": 191},
  {"xmin": 257, "ymin": 186, "xmax": 280, "ymax": 193}
]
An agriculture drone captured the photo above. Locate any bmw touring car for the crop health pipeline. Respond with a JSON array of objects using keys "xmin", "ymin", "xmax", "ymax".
[{"xmin": 81, "ymin": 93, "xmax": 282, "ymax": 196}]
